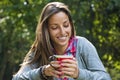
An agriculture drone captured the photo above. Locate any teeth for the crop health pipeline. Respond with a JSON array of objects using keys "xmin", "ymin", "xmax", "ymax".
[{"xmin": 58, "ymin": 36, "xmax": 66, "ymax": 40}]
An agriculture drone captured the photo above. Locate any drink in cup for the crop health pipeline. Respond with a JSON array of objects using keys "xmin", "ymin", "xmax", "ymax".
[
  {"xmin": 54, "ymin": 55, "xmax": 73, "ymax": 61},
  {"xmin": 49, "ymin": 55, "xmax": 73, "ymax": 78},
  {"xmin": 49, "ymin": 55, "xmax": 73, "ymax": 61}
]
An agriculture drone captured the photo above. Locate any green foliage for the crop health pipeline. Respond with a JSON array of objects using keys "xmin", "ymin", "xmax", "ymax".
[{"xmin": 0, "ymin": 0, "xmax": 120, "ymax": 80}]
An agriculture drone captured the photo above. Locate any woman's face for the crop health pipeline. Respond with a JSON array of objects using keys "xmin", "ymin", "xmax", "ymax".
[{"xmin": 48, "ymin": 11, "xmax": 72, "ymax": 48}]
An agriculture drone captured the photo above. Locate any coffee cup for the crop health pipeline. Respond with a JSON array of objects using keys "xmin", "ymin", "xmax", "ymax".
[
  {"xmin": 49, "ymin": 55, "xmax": 73, "ymax": 78},
  {"xmin": 49, "ymin": 55, "xmax": 73, "ymax": 61}
]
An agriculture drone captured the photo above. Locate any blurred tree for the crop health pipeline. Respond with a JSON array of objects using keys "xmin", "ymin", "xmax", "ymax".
[{"xmin": 0, "ymin": 0, "xmax": 120, "ymax": 80}]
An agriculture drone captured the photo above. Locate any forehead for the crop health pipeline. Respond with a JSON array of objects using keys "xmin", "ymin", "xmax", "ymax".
[{"xmin": 48, "ymin": 11, "xmax": 69, "ymax": 24}]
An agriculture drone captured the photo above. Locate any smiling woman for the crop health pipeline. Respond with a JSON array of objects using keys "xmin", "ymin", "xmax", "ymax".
[
  {"xmin": 12, "ymin": 2, "xmax": 111, "ymax": 80},
  {"xmin": 48, "ymin": 11, "xmax": 72, "ymax": 54}
]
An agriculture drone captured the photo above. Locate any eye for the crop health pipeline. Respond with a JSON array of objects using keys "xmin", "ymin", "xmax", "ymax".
[
  {"xmin": 50, "ymin": 25, "xmax": 58, "ymax": 30},
  {"xmin": 64, "ymin": 22, "xmax": 69, "ymax": 28}
]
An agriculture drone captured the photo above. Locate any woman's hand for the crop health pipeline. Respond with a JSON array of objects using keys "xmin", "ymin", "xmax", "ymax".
[
  {"xmin": 59, "ymin": 58, "xmax": 79, "ymax": 79},
  {"xmin": 44, "ymin": 58, "xmax": 79, "ymax": 79},
  {"xmin": 44, "ymin": 61, "xmax": 62, "ymax": 78}
]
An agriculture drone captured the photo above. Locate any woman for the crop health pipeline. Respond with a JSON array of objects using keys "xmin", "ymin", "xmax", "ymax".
[{"xmin": 12, "ymin": 2, "xmax": 111, "ymax": 80}]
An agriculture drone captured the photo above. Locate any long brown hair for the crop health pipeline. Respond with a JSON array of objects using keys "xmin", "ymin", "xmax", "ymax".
[{"xmin": 23, "ymin": 2, "xmax": 76, "ymax": 67}]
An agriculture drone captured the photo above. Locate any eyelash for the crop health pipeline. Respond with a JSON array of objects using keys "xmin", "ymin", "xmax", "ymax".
[
  {"xmin": 64, "ymin": 23, "xmax": 69, "ymax": 27},
  {"xmin": 50, "ymin": 25, "xmax": 59, "ymax": 30},
  {"xmin": 50, "ymin": 23, "xmax": 69, "ymax": 30}
]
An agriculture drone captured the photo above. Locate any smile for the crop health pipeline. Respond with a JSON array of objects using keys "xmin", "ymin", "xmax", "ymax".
[{"xmin": 58, "ymin": 36, "xmax": 67, "ymax": 40}]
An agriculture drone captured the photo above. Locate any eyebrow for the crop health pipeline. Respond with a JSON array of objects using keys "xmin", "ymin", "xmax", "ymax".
[
  {"xmin": 63, "ymin": 19, "xmax": 69, "ymax": 24},
  {"xmin": 49, "ymin": 24, "xmax": 58, "ymax": 27},
  {"xmin": 49, "ymin": 19, "xmax": 69, "ymax": 25}
]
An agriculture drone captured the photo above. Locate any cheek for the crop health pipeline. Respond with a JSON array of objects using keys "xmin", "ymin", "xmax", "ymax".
[
  {"xmin": 49, "ymin": 30, "xmax": 57, "ymax": 38},
  {"xmin": 68, "ymin": 26, "xmax": 72, "ymax": 35}
]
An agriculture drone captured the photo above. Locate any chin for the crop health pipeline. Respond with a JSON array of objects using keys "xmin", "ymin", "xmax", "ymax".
[{"xmin": 59, "ymin": 42, "xmax": 68, "ymax": 46}]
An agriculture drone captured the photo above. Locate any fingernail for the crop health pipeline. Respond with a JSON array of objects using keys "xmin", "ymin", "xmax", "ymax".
[
  {"xmin": 60, "ymin": 64, "xmax": 63, "ymax": 67},
  {"xmin": 61, "ymin": 72, "xmax": 64, "ymax": 75},
  {"xmin": 59, "ymin": 61, "xmax": 62, "ymax": 64}
]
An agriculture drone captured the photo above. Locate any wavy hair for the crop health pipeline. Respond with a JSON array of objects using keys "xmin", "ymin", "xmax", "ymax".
[{"xmin": 23, "ymin": 2, "xmax": 76, "ymax": 67}]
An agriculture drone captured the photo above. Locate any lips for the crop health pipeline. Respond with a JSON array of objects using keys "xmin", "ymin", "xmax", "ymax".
[{"xmin": 58, "ymin": 36, "xmax": 66, "ymax": 40}]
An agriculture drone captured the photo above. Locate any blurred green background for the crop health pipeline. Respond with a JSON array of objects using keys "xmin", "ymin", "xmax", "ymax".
[{"xmin": 0, "ymin": 0, "xmax": 120, "ymax": 80}]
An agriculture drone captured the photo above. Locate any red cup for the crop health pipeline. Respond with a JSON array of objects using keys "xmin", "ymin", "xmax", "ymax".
[
  {"xmin": 49, "ymin": 55, "xmax": 73, "ymax": 78},
  {"xmin": 55, "ymin": 55, "xmax": 73, "ymax": 78},
  {"xmin": 54, "ymin": 55, "xmax": 73, "ymax": 61}
]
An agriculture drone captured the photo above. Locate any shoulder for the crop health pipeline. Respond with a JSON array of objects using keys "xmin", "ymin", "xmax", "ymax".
[
  {"xmin": 75, "ymin": 36, "xmax": 90, "ymax": 44},
  {"xmin": 75, "ymin": 36, "xmax": 95, "ymax": 50},
  {"xmin": 23, "ymin": 50, "xmax": 35, "ymax": 63}
]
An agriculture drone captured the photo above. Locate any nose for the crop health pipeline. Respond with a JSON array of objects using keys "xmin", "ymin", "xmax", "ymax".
[{"xmin": 60, "ymin": 26, "xmax": 65, "ymax": 35}]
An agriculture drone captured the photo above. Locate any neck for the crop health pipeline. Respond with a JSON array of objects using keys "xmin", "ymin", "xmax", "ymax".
[
  {"xmin": 55, "ymin": 47, "xmax": 65, "ymax": 55},
  {"xmin": 54, "ymin": 44, "xmax": 68, "ymax": 55}
]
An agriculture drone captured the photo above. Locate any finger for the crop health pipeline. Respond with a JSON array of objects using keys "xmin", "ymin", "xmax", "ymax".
[
  {"xmin": 45, "ymin": 65, "xmax": 61, "ymax": 77},
  {"xmin": 61, "ymin": 68, "xmax": 76, "ymax": 78},
  {"xmin": 53, "ymin": 70, "xmax": 63, "ymax": 78},
  {"xmin": 50, "ymin": 61, "xmax": 61, "ymax": 69},
  {"xmin": 50, "ymin": 71, "xmax": 60, "ymax": 78},
  {"xmin": 61, "ymin": 61, "xmax": 77, "ymax": 68},
  {"xmin": 65, "ymin": 71, "xmax": 75, "ymax": 78},
  {"xmin": 59, "ymin": 64, "xmax": 79, "ymax": 78},
  {"xmin": 61, "ymin": 58, "xmax": 77, "ymax": 64},
  {"xmin": 48, "ymin": 67, "xmax": 63, "ymax": 78},
  {"xmin": 50, "ymin": 63, "xmax": 57, "ymax": 69},
  {"xmin": 72, "ymin": 57, "xmax": 77, "ymax": 61}
]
